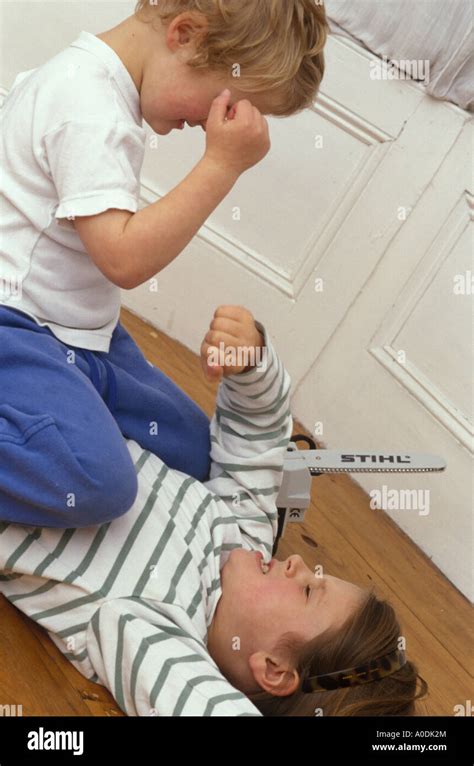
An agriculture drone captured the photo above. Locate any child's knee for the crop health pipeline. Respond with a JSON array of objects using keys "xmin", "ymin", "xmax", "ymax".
[{"xmin": 0, "ymin": 411, "xmax": 139, "ymax": 528}]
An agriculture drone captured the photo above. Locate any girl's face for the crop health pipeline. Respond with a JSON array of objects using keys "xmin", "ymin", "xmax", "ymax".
[
  {"xmin": 207, "ymin": 550, "xmax": 367, "ymax": 692},
  {"xmin": 223, "ymin": 550, "xmax": 365, "ymax": 642}
]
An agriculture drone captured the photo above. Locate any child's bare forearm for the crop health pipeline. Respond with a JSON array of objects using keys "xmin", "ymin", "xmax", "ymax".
[{"xmin": 118, "ymin": 157, "xmax": 239, "ymax": 289}]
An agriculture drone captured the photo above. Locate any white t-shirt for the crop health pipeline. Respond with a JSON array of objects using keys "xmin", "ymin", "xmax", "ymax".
[{"xmin": 0, "ymin": 31, "xmax": 147, "ymax": 351}]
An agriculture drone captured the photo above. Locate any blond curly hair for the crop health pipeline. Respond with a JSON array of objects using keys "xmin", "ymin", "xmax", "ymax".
[{"xmin": 134, "ymin": 0, "xmax": 329, "ymax": 116}]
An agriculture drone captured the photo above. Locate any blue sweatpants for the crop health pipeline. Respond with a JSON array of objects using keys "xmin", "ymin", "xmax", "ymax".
[{"xmin": 0, "ymin": 306, "xmax": 211, "ymax": 528}]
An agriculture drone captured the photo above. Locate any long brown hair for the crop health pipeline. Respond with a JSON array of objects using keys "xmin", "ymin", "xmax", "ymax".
[{"xmin": 247, "ymin": 592, "xmax": 428, "ymax": 716}]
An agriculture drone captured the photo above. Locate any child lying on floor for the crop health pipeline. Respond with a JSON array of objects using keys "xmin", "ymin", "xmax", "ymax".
[{"xmin": 0, "ymin": 307, "xmax": 427, "ymax": 716}]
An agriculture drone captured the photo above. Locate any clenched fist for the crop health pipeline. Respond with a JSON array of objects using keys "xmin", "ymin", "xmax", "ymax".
[
  {"xmin": 203, "ymin": 90, "xmax": 271, "ymax": 177},
  {"xmin": 201, "ymin": 306, "xmax": 265, "ymax": 383}
]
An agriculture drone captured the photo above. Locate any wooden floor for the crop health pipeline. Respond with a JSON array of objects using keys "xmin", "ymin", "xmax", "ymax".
[{"xmin": 0, "ymin": 308, "xmax": 472, "ymax": 716}]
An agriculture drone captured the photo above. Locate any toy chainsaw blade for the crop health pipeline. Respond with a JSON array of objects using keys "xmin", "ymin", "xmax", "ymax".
[{"xmin": 283, "ymin": 450, "xmax": 446, "ymax": 474}]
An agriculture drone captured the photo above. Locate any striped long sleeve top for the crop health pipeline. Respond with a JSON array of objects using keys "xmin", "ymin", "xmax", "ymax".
[{"xmin": 0, "ymin": 322, "xmax": 293, "ymax": 716}]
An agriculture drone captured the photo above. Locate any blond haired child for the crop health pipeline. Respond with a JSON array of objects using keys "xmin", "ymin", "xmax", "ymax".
[{"xmin": 0, "ymin": 1, "xmax": 328, "ymax": 527}]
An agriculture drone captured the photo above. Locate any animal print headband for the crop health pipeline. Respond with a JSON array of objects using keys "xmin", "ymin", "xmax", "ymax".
[{"xmin": 301, "ymin": 648, "xmax": 407, "ymax": 693}]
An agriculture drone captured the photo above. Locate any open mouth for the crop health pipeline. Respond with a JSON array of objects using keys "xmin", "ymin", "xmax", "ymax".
[{"xmin": 257, "ymin": 553, "xmax": 271, "ymax": 574}]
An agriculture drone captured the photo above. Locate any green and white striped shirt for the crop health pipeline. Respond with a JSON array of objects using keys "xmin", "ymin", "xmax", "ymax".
[{"xmin": 0, "ymin": 325, "xmax": 292, "ymax": 716}]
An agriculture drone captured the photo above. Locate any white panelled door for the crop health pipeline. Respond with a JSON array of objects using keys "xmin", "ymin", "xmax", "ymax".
[{"xmin": 123, "ymin": 36, "xmax": 473, "ymax": 599}]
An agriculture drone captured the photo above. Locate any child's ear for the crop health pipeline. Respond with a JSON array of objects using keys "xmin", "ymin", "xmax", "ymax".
[
  {"xmin": 169, "ymin": 11, "xmax": 209, "ymax": 49},
  {"xmin": 248, "ymin": 651, "xmax": 300, "ymax": 697}
]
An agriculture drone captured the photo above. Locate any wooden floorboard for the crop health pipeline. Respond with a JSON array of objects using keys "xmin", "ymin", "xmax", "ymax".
[{"xmin": 0, "ymin": 308, "xmax": 471, "ymax": 716}]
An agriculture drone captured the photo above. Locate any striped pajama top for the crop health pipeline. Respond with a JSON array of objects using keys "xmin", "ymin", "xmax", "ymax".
[{"xmin": 0, "ymin": 324, "xmax": 293, "ymax": 716}]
